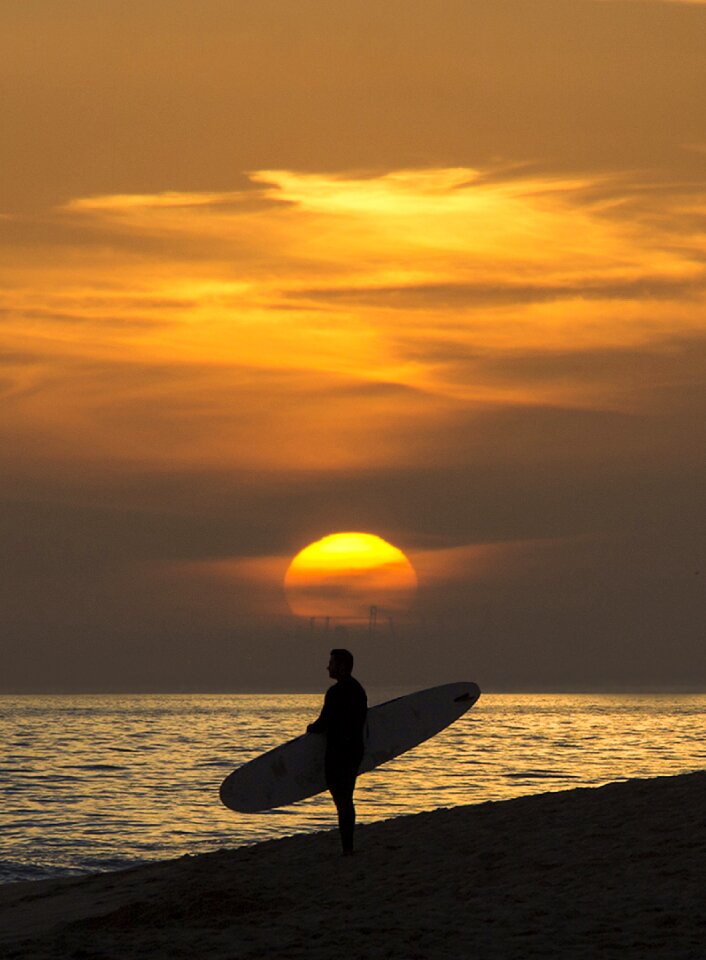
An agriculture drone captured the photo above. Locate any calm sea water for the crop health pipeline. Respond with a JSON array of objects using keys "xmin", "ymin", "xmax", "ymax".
[{"xmin": 1, "ymin": 692, "xmax": 704, "ymax": 883}]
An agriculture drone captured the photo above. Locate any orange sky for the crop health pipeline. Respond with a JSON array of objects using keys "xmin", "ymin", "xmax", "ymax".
[{"xmin": 1, "ymin": 1, "xmax": 704, "ymax": 691}]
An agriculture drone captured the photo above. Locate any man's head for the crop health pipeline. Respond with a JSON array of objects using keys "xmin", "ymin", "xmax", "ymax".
[{"xmin": 328, "ymin": 648, "xmax": 354, "ymax": 679}]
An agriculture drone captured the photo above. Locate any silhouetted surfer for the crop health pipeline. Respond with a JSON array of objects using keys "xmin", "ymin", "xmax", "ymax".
[{"xmin": 307, "ymin": 648, "xmax": 367, "ymax": 854}]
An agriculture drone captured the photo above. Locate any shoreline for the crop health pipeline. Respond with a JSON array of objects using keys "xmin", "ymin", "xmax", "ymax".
[{"xmin": 2, "ymin": 771, "xmax": 704, "ymax": 959}]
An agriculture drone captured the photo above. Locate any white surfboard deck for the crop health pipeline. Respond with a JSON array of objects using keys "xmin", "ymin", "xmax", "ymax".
[{"xmin": 219, "ymin": 681, "xmax": 480, "ymax": 813}]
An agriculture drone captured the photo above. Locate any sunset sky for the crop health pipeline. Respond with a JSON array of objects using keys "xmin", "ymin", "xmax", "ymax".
[{"xmin": 2, "ymin": 0, "xmax": 704, "ymax": 692}]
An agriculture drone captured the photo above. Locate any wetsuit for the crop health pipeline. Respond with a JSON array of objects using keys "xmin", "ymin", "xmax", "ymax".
[{"xmin": 308, "ymin": 675, "xmax": 368, "ymax": 852}]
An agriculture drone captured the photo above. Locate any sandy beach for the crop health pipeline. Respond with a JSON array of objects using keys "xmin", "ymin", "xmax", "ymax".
[{"xmin": 2, "ymin": 771, "xmax": 704, "ymax": 959}]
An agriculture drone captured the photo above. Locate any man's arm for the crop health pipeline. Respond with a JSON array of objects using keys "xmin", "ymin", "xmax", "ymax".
[
  {"xmin": 354, "ymin": 686, "xmax": 368, "ymax": 734},
  {"xmin": 307, "ymin": 690, "xmax": 331, "ymax": 733}
]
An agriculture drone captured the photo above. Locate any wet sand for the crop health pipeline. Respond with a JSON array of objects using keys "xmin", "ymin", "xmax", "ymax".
[{"xmin": 1, "ymin": 771, "xmax": 704, "ymax": 959}]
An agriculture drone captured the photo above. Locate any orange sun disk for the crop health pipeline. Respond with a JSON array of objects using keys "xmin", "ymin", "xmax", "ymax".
[{"xmin": 284, "ymin": 532, "xmax": 418, "ymax": 619}]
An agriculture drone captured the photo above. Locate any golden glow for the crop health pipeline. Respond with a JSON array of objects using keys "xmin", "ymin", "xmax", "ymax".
[
  {"xmin": 2, "ymin": 167, "xmax": 705, "ymax": 477},
  {"xmin": 284, "ymin": 533, "xmax": 418, "ymax": 618}
]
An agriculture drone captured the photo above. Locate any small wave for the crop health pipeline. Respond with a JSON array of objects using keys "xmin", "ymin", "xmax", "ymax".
[
  {"xmin": 0, "ymin": 860, "xmax": 86, "ymax": 884},
  {"xmin": 39, "ymin": 773, "xmax": 85, "ymax": 782},
  {"xmin": 504, "ymin": 771, "xmax": 580, "ymax": 780},
  {"xmin": 69, "ymin": 764, "xmax": 127, "ymax": 772}
]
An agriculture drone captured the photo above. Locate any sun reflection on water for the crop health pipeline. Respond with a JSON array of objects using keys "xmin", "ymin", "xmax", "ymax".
[{"xmin": 1, "ymin": 692, "xmax": 704, "ymax": 882}]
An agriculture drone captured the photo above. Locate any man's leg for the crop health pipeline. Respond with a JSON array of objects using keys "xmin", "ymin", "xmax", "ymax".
[
  {"xmin": 328, "ymin": 768, "xmax": 357, "ymax": 853},
  {"xmin": 325, "ymin": 755, "xmax": 360, "ymax": 854}
]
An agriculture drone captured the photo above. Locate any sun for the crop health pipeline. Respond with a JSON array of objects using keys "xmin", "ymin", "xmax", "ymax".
[{"xmin": 284, "ymin": 532, "xmax": 418, "ymax": 618}]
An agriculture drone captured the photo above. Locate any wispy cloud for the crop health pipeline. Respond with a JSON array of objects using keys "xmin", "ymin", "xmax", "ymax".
[{"xmin": 1, "ymin": 166, "xmax": 705, "ymax": 479}]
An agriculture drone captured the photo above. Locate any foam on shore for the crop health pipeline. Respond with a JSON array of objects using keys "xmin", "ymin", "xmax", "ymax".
[{"xmin": 2, "ymin": 771, "xmax": 704, "ymax": 959}]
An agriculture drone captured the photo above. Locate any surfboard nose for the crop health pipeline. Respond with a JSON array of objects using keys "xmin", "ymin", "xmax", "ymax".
[{"xmin": 454, "ymin": 682, "xmax": 480, "ymax": 704}]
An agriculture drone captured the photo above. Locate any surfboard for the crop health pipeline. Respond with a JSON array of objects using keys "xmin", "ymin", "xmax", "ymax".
[{"xmin": 219, "ymin": 681, "xmax": 480, "ymax": 813}]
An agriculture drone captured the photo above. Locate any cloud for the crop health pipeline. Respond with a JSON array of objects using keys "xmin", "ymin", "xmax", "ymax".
[
  {"xmin": 1, "ymin": 166, "xmax": 705, "ymax": 489},
  {"xmin": 289, "ymin": 276, "xmax": 706, "ymax": 308}
]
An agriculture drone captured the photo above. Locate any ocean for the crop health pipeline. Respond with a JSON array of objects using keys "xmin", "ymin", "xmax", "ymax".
[{"xmin": 1, "ymin": 691, "xmax": 704, "ymax": 884}]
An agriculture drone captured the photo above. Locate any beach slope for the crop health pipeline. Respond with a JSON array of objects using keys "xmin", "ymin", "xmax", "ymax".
[{"xmin": 1, "ymin": 772, "xmax": 704, "ymax": 959}]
